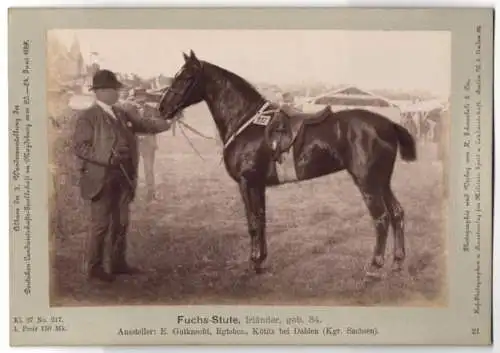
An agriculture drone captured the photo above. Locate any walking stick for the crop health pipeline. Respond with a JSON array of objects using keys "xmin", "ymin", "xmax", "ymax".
[
  {"xmin": 110, "ymin": 147, "xmax": 147, "ymax": 241},
  {"xmin": 111, "ymin": 148, "xmax": 136, "ymax": 190}
]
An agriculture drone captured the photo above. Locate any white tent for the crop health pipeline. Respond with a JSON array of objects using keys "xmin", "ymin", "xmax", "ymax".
[{"xmin": 300, "ymin": 85, "xmax": 402, "ymax": 123}]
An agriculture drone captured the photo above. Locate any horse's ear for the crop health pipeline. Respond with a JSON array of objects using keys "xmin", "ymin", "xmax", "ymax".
[
  {"xmin": 183, "ymin": 52, "xmax": 189, "ymax": 62},
  {"xmin": 189, "ymin": 50, "xmax": 201, "ymax": 67}
]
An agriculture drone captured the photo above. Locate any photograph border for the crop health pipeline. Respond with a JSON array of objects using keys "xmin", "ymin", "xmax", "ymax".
[{"xmin": 8, "ymin": 7, "xmax": 493, "ymax": 346}]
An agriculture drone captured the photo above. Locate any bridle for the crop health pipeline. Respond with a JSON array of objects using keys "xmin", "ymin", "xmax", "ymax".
[
  {"xmin": 159, "ymin": 63, "xmax": 204, "ymax": 123},
  {"xmin": 158, "ymin": 62, "xmax": 216, "ymax": 161},
  {"xmin": 158, "ymin": 61, "xmax": 280, "ymax": 161}
]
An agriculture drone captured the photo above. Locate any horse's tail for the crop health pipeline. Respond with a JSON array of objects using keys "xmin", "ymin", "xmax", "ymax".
[{"xmin": 393, "ymin": 123, "xmax": 417, "ymax": 161}]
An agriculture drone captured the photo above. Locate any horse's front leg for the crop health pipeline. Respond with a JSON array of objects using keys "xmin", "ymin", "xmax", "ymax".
[{"xmin": 239, "ymin": 178, "xmax": 267, "ymax": 274}]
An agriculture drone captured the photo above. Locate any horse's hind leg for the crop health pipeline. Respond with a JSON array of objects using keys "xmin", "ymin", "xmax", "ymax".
[
  {"xmin": 358, "ymin": 186, "xmax": 391, "ymax": 278},
  {"xmin": 384, "ymin": 188, "xmax": 406, "ymax": 272}
]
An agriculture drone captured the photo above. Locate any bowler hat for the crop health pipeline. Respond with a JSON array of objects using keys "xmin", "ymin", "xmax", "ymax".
[{"xmin": 90, "ymin": 69, "xmax": 123, "ymax": 91}]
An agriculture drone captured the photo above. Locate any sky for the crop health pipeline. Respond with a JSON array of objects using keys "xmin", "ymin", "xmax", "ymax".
[{"xmin": 52, "ymin": 29, "xmax": 451, "ymax": 98}]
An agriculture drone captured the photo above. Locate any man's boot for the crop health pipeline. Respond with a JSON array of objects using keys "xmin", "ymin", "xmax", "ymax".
[{"xmin": 88, "ymin": 266, "xmax": 115, "ymax": 283}]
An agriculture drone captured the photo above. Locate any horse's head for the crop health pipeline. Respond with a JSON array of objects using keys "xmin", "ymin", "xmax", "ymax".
[{"xmin": 158, "ymin": 50, "xmax": 205, "ymax": 121}]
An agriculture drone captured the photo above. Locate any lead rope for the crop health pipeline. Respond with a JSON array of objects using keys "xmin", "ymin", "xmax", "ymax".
[
  {"xmin": 177, "ymin": 119, "xmax": 217, "ymax": 141},
  {"xmin": 178, "ymin": 122, "xmax": 206, "ymax": 161},
  {"xmin": 169, "ymin": 114, "xmax": 218, "ymax": 161}
]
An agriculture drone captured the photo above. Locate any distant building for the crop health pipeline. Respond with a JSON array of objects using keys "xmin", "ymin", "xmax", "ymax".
[
  {"xmin": 301, "ymin": 85, "xmax": 401, "ymax": 123},
  {"xmin": 308, "ymin": 85, "xmax": 396, "ymax": 107}
]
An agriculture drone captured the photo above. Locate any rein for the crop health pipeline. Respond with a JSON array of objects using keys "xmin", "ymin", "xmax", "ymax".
[
  {"xmin": 170, "ymin": 113, "xmax": 217, "ymax": 162},
  {"xmin": 158, "ymin": 67, "xmax": 214, "ymax": 160},
  {"xmin": 159, "ymin": 62, "xmax": 280, "ymax": 162},
  {"xmin": 178, "ymin": 121, "xmax": 207, "ymax": 161},
  {"xmin": 173, "ymin": 102, "xmax": 279, "ymax": 162},
  {"xmin": 177, "ymin": 119, "xmax": 216, "ymax": 141}
]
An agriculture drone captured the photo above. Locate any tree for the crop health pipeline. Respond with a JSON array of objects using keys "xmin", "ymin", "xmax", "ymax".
[
  {"xmin": 47, "ymin": 32, "xmax": 70, "ymax": 91},
  {"xmin": 68, "ymin": 36, "xmax": 84, "ymax": 79}
]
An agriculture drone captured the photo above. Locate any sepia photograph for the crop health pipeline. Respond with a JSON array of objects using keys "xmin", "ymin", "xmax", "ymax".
[
  {"xmin": 47, "ymin": 29, "xmax": 451, "ymax": 307},
  {"xmin": 9, "ymin": 7, "xmax": 495, "ymax": 346}
]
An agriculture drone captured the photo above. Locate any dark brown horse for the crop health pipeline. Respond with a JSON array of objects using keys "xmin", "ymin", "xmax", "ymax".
[{"xmin": 158, "ymin": 50, "xmax": 417, "ymax": 278}]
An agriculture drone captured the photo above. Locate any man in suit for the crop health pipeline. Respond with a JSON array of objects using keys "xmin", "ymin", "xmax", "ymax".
[{"xmin": 73, "ymin": 69, "xmax": 172, "ymax": 282}]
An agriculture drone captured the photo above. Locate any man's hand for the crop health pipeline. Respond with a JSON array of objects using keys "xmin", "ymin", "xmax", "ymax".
[
  {"xmin": 154, "ymin": 119, "xmax": 173, "ymax": 133},
  {"xmin": 122, "ymin": 108, "xmax": 174, "ymax": 134}
]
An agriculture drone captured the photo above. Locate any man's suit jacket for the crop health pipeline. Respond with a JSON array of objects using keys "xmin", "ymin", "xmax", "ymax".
[
  {"xmin": 118, "ymin": 100, "xmax": 158, "ymax": 152},
  {"xmin": 72, "ymin": 103, "xmax": 170, "ymax": 201}
]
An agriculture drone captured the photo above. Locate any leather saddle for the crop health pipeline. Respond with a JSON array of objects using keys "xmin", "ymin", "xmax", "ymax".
[{"xmin": 264, "ymin": 104, "xmax": 332, "ymax": 162}]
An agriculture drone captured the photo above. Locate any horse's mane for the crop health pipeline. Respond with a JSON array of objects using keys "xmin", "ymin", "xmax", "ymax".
[{"xmin": 203, "ymin": 61, "xmax": 265, "ymax": 102}]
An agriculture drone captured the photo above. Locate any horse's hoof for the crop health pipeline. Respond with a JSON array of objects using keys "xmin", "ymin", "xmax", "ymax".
[
  {"xmin": 248, "ymin": 262, "xmax": 264, "ymax": 274},
  {"xmin": 391, "ymin": 259, "xmax": 404, "ymax": 273},
  {"xmin": 254, "ymin": 266, "xmax": 265, "ymax": 275},
  {"xmin": 365, "ymin": 270, "xmax": 383, "ymax": 280},
  {"xmin": 365, "ymin": 264, "xmax": 384, "ymax": 280}
]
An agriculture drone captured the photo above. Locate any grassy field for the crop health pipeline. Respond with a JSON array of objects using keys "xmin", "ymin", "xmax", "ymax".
[{"xmin": 50, "ymin": 123, "xmax": 447, "ymax": 307}]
